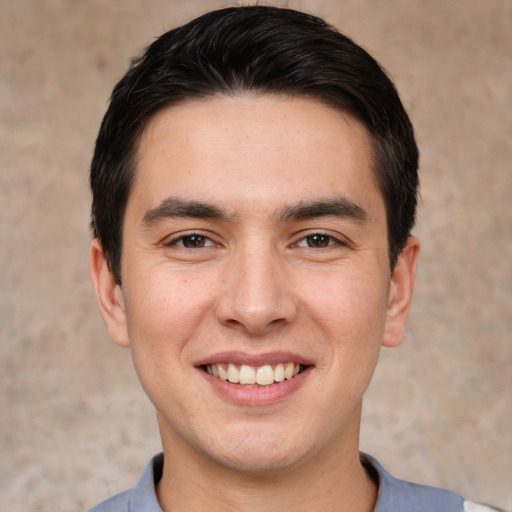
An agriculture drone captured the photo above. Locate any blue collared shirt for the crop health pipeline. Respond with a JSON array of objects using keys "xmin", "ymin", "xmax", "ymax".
[{"xmin": 88, "ymin": 453, "xmax": 498, "ymax": 512}]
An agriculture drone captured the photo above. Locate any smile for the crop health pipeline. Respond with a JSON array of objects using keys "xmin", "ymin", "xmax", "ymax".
[{"xmin": 204, "ymin": 362, "xmax": 304, "ymax": 386}]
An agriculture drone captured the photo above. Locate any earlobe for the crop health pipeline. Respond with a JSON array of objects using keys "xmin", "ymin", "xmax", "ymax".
[
  {"xmin": 89, "ymin": 239, "xmax": 130, "ymax": 348},
  {"xmin": 382, "ymin": 236, "xmax": 420, "ymax": 348}
]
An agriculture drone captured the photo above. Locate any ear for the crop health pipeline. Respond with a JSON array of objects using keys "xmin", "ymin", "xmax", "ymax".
[
  {"xmin": 382, "ymin": 236, "xmax": 420, "ymax": 348},
  {"xmin": 89, "ymin": 239, "xmax": 130, "ymax": 347}
]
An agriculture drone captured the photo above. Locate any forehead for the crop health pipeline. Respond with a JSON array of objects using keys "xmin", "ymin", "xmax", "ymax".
[{"xmin": 129, "ymin": 94, "xmax": 384, "ymax": 222}]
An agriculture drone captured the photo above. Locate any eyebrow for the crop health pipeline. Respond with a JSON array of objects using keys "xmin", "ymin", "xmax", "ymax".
[
  {"xmin": 274, "ymin": 198, "xmax": 369, "ymax": 224},
  {"xmin": 140, "ymin": 196, "xmax": 369, "ymax": 230},
  {"xmin": 141, "ymin": 197, "xmax": 230, "ymax": 228}
]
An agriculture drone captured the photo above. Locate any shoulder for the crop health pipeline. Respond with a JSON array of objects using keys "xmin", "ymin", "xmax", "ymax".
[
  {"xmin": 88, "ymin": 490, "xmax": 131, "ymax": 512},
  {"xmin": 363, "ymin": 454, "xmax": 506, "ymax": 512},
  {"xmin": 86, "ymin": 453, "xmax": 164, "ymax": 512},
  {"xmin": 363, "ymin": 453, "xmax": 463, "ymax": 512}
]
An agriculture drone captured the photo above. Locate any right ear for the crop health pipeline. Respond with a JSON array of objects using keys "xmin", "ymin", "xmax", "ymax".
[{"xmin": 89, "ymin": 239, "xmax": 130, "ymax": 347}]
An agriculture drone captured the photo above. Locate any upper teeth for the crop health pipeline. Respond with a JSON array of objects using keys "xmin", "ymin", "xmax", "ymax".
[{"xmin": 205, "ymin": 362, "xmax": 302, "ymax": 386}]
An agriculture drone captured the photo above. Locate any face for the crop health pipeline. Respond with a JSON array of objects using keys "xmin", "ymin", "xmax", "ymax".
[{"xmin": 91, "ymin": 94, "xmax": 418, "ymax": 475}]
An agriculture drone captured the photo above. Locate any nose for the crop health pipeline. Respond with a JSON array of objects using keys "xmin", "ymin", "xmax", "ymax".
[{"xmin": 215, "ymin": 245, "xmax": 298, "ymax": 335}]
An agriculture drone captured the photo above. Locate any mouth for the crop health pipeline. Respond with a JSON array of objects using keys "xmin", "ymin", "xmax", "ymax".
[{"xmin": 203, "ymin": 362, "xmax": 306, "ymax": 387}]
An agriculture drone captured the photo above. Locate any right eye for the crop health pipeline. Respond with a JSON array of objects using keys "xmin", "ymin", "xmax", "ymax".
[{"xmin": 167, "ymin": 234, "xmax": 216, "ymax": 248}]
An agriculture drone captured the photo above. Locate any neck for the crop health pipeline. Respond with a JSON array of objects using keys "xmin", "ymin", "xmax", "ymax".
[{"xmin": 156, "ymin": 412, "xmax": 377, "ymax": 512}]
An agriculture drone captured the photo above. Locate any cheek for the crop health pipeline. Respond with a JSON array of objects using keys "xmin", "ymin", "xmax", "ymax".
[
  {"xmin": 123, "ymin": 268, "xmax": 219, "ymax": 360},
  {"xmin": 121, "ymin": 270, "xmax": 219, "ymax": 413},
  {"xmin": 303, "ymin": 266, "xmax": 390, "ymax": 343},
  {"xmin": 301, "ymin": 265, "xmax": 389, "ymax": 403}
]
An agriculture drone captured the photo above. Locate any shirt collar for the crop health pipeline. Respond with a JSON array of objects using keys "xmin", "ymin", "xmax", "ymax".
[{"xmin": 129, "ymin": 452, "xmax": 463, "ymax": 512}]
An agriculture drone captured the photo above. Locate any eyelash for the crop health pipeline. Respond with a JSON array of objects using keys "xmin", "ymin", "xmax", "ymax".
[
  {"xmin": 294, "ymin": 231, "xmax": 346, "ymax": 249},
  {"xmin": 164, "ymin": 231, "xmax": 346, "ymax": 250},
  {"xmin": 164, "ymin": 232, "xmax": 218, "ymax": 249}
]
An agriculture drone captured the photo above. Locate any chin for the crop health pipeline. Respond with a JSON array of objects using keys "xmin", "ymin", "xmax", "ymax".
[
  {"xmin": 200, "ymin": 426, "xmax": 316, "ymax": 476},
  {"xmin": 211, "ymin": 447, "xmax": 306, "ymax": 476}
]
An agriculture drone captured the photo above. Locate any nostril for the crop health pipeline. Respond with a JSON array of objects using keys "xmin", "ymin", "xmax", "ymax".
[
  {"xmin": 269, "ymin": 318, "xmax": 287, "ymax": 327},
  {"xmin": 221, "ymin": 315, "xmax": 289, "ymax": 335},
  {"xmin": 225, "ymin": 318, "xmax": 244, "ymax": 328}
]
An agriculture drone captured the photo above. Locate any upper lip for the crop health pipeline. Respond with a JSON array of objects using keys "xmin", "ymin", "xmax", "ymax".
[{"xmin": 193, "ymin": 351, "xmax": 314, "ymax": 368}]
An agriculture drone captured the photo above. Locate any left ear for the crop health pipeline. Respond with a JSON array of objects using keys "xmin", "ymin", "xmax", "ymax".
[{"xmin": 382, "ymin": 236, "xmax": 420, "ymax": 348}]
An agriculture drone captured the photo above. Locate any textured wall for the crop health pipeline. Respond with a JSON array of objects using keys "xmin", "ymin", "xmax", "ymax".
[{"xmin": 1, "ymin": 1, "xmax": 510, "ymax": 510}]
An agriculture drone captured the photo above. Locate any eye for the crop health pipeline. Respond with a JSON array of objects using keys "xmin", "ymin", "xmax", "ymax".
[
  {"xmin": 167, "ymin": 234, "xmax": 216, "ymax": 248},
  {"xmin": 296, "ymin": 233, "xmax": 338, "ymax": 248}
]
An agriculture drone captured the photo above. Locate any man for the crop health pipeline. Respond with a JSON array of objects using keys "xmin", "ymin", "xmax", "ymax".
[{"xmin": 87, "ymin": 6, "xmax": 499, "ymax": 512}]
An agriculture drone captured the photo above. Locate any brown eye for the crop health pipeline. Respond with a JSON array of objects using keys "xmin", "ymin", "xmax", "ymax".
[
  {"xmin": 169, "ymin": 234, "xmax": 216, "ymax": 248},
  {"xmin": 304, "ymin": 234, "xmax": 332, "ymax": 247},
  {"xmin": 181, "ymin": 235, "xmax": 208, "ymax": 248}
]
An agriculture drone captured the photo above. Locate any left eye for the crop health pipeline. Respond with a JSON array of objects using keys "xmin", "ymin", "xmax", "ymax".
[
  {"xmin": 172, "ymin": 235, "xmax": 215, "ymax": 248},
  {"xmin": 296, "ymin": 234, "xmax": 337, "ymax": 248}
]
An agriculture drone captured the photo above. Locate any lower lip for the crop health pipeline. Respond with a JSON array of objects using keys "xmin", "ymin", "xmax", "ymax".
[{"xmin": 199, "ymin": 367, "xmax": 312, "ymax": 406}]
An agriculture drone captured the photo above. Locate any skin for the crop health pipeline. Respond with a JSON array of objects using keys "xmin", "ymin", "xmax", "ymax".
[{"xmin": 90, "ymin": 94, "xmax": 419, "ymax": 512}]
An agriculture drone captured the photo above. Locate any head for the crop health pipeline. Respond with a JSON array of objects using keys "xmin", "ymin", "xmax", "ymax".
[
  {"xmin": 90, "ymin": 5, "xmax": 418, "ymax": 285},
  {"xmin": 88, "ymin": 5, "xmax": 420, "ymax": 479}
]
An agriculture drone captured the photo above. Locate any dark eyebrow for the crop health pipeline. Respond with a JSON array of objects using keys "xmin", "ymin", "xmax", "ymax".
[
  {"xmin": 275, "ymin": 198, "xmax": 369, "ymax": 224},
  {"xmin": 141, "ymin": 197, "xmax": 229, "ymax": 228}
]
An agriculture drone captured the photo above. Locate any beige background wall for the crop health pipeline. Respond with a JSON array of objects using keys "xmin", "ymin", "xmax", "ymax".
[{"xmin": 1, "ymin": 1, "xmax": 510, "ymax": 511}]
